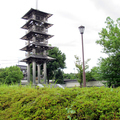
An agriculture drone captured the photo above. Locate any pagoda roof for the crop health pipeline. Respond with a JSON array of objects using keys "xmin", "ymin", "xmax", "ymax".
[
  {"xmin": 20, "ymin": 42, "xmax": 54, "ymax": 52},
  {"xmin": 20, "ymin": 54, "xmax": 55, "ymax": 64},
  {"xmin": 22, "ymin": 8, "xmax": 53, "ymax": 20},
  {"xmin": 21, "ymin": 31, "xmax": 54, "ymax": 40},
  {"xmin": 21, "ymin": 19, "xmax": 53, "ymax": 29}
]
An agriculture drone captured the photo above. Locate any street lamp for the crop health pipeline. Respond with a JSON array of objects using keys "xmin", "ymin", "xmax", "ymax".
[{"xmin": 78, "ymin": 25, "xmax": 86, "ymax": 87}]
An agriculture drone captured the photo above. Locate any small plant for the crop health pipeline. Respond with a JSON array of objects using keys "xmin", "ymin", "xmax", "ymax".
[{"xmin": 66, "ymin": 106, "xmax": 76, "ymax": 120}]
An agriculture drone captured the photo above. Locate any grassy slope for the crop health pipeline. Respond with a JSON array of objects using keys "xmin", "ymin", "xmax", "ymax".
[{"xmin": 0, "ymin": 85, "xmax": 120, "ymax": 120}]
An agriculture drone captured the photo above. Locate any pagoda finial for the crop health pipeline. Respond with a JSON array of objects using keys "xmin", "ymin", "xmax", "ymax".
[{"xmin": 36, "ymin": 0, "xmax": 38, "ymax": 9}]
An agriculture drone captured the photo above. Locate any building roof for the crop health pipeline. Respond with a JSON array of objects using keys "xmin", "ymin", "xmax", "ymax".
[
  {"xmin": 22, "ymin": 8, "xmax": 53, "ymax": 20},
  {"xmin": 17, "ymin": 65, "xmax": 27, "ymax": 70},
  {"xmin": 21, "ymin": 19, "xmax": 53, "ymax": 30},
  {"xmin": 20, "ymin": 54, "xmax": 55, "ymax": 64},
  {"xmin": 20, "ymin": 42, "xmax": 54, "ymax": 52},
  {"xmin": 21, "ymin": 31, "xmax": 54, "ymax": 40}
]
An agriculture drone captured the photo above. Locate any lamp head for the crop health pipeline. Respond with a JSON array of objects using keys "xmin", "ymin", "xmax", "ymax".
[{"xmin": 78, "ymin": 25, "xmax": 85, "ymax": 34}]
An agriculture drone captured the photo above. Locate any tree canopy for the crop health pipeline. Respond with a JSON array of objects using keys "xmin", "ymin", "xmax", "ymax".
[
  {"xmin": 96, "ymin": 17, "xmax": 120, "ymax": 55},
  {"xmin": 47, "ymin": 47, "xmax": 66, "ymax": 83},
  {"xmin": 0, "ymin": 66, "xmax": 23, "ymax": 84},
  {"xmin": 95, "ymin": 17, "xmax": 120, "ymax": 87},
  {"xmin": 55, "ymin": 69, "xmax": 64, "ymax": 84}
]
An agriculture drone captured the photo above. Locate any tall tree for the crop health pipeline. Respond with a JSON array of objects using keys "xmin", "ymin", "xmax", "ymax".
[
  {"xmin": 96, "ymin": 17, "xmax": 120, "ymax": 87},
  {"xmin": 47, "ymin": 47, "xmax": 66, "ymax": 84},
  {"xmin": 74, "ymin": 55, "xmax": 90, "ymax": 87},
  {"xmin": 98, "ymin": 54, "xmax": 120, "ymax": 87},
  {"xmin": 96, "ymin": 17, "xmax": 120, "ymax": 55}
]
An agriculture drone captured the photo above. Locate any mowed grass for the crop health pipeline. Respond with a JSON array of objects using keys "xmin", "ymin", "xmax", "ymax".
[{"xmin": 0, "ymin": 84, "xmax": 120, "ymax": 120}]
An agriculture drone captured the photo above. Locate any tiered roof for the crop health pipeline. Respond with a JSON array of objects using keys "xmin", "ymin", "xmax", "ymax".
[
  {"xmin": 20, "ymin": 8, "xmax": 55, "ymax": 64},
  {"xmin": 22, "ymin": 8, "xmax": 53, "ymax": 20},
  {"xmin": 21, "ymin": 19, "xmax": 53, "ymax": 29}
]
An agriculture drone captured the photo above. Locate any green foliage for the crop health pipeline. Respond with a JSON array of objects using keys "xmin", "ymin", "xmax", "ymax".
[
  {"xmin": 0, "ymin": 66, "xmax": 23, "ymax": 85},
  {"xmin": 95, "ymin": 17, "xmax": 120, "ymax": 87},
  {"xmin": 96, "ymin": 17, "xmax": 120, "ymax": 55},
  {"xmin": 91, "ymin": 66, "xmax": 102, "ymax": 81},
  {"xmin": 47, "ymin": 47, "xmax": 66, "ymax": 83},
  {"xmin": 55, "ymin": 69, "xmax": 64, "ymax": 84},
  {"xmin": 1, "ymin": 85, "xmax": 120, "ymax": 119},
  {"xmin": 98, "ymin": 54, "xmax": 120, "ymax": 87},
  {"xmin": 85, "ymin": 71, "xmax": 93, "ymax": 82},
  {"xmin": 63, "ymin": 73, "xmax": 78, "ymax": 80},
  {"xmin": 74, "ymin": 55, "xmax": 91, "ymax": 87},
  {"xmin": 0, "ymin": 68, "xmax": 6, "ymax": 84}
]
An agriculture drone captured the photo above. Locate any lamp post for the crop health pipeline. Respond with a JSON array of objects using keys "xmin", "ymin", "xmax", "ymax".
[{"xmin": 78, "ymin": 25, "xmax": 86, "ymax": 87}]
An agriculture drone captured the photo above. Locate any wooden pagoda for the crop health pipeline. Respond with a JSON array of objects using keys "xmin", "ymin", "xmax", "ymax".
[{"xmin": 20, "ymin": 8, "xmax": 55, "ymax": 84}]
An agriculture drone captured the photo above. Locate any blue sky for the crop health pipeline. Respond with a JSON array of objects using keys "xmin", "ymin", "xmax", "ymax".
[{"xmin": 0, "ymin": 0, "xmax": 120, "ymax": 73}]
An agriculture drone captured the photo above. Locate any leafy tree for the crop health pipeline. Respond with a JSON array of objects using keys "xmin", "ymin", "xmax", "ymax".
[
  {"xmin": 91, "ymin": 66, "xmax": 102, "ymax": 81},
  {"xmin": 98, "ymin": 54, "xmax": 120, "ymax": 87},
  {"xmin": 96, "ymin": 17, "xmax": 120, "ymax": 87},
  {"xmin": 74, "ymin": 55, "xmax": 91, "ymax": 87},
  {"xmin": 47, "ymin": 47, "xmax": 66, "ymax": 84},
  {"xmin": 85, "ymin": 71, "xmax": 93, "ymax": 82},
  {"xmin": 0, "ymin": 66, "xmax": 23, "ymax": 85},
  {"xmin": 63, "ymin": 73, "xmax": 78, "ymax": 80},
  {"xmin": 96, "ymin": 17, "xmax": 120, "ymax": 55},
  {"xmin": 0, "ymin": 68, "xmax": 7, "ymax": 84},
  {"xmin": 55, "ymin": 69, "xmax": 64, "ymax": 84}
]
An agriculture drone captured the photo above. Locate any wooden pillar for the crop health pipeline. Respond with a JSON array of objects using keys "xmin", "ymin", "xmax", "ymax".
[
  {"xmin": 32, "ymin": 58, "xmax": 36, "ymax": 85},
  {"xmin": 38, "ymin": 64, "xmax": 41, "ymax": 84},
  {"xmin": 44, "ymin": 62, "xmax": 47, "ymax": 84},
  {"xmin": 27, "ymin": 63, "xmax": 30, "ymax": 83}
]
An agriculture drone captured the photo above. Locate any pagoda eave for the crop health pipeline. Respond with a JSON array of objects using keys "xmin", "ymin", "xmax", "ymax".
[
  {"xmin": 20, "ymin": 55, "xmax": 55, "ymax": 64},
  {"xmin": 22, "ymin": 8, "xmax": 53, "ymax": 20},
  {"xmin": 21, "ymin": 19, "xmax": 53, "ymax": 30},
  {"xmin": 20, "ymin": 31, "xmax": 54, "ymax": 40},
  {"xmin": 20, "ymin": 45, "xmax": 54, "ymax": 52}
]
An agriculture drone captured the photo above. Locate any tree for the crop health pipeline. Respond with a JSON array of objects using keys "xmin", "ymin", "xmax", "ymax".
[
  {"xmin": 91, "ymin": 66, "xmax": 102, "ymax": 81},
  {"xmin": 74, "ymin": 55, "xmax": 90, "ymax": 87},
  {"xmin": 96, "ymin": 17, "xmax": 120, "ymax": 87},
  {"xmin": 0, "ymin": 68, "xmax": 6, "ymax": 84},
  {"xmin": 0, "ymin": 66, "xmax": 23, "ymax": 85},
  {"xmin": 63, "ymin": 73, "xmax": 78, "ymax": 80},
  {"xmin": 85, "ymin": 71, "xmax": 93, "ymax": 82},
  {"xmin": 47, "ymin": 47, "xmax": 66, "ymax": 84},
  {"xmin": 55, "ymin": 69, "xmax": 64, "ymax": 84},
  {"xmin": 98, "ymin": 54, "xmax": 120, "ymax": 87},
  {"xmin": 96, "ymin": 17, "xmax": 120, "ymax": 55}
]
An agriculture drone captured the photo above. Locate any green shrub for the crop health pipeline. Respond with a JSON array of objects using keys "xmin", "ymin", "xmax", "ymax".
[
  {"xmin": 0, "ymin": 85, "xmax": 120, "ymax": 119},
  {"xmin": 0, "ymin": 66, "xmax": 23, "ymax": 85}
]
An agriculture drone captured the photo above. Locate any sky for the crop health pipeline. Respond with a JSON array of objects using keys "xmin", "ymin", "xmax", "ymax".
[{"xmin": 0, "ymin": 0, "xmax": 120, "ymax": 73}]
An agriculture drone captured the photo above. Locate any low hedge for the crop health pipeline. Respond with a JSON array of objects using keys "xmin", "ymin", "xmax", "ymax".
[{"xmin": 0, "ymin": 85, "xmax": 120, "ymax": 120}]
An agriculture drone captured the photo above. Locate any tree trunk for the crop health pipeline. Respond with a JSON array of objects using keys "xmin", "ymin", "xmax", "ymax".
[
  {"xmin": 80, "ymin": 82, "xmax": 82, "ymax": 88},
  {"xmin": 47, "ymin": 78, "xmax": 49, "ymax": 84}
]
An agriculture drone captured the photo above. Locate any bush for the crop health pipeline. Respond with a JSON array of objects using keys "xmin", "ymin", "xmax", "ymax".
[
  {"xmin": 0, "ymin": 66, "xmax": 23, "ymax": 84},
  {"xmin": 0, "ymin": 85, "xmax": 120, "ymax": 119}
]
